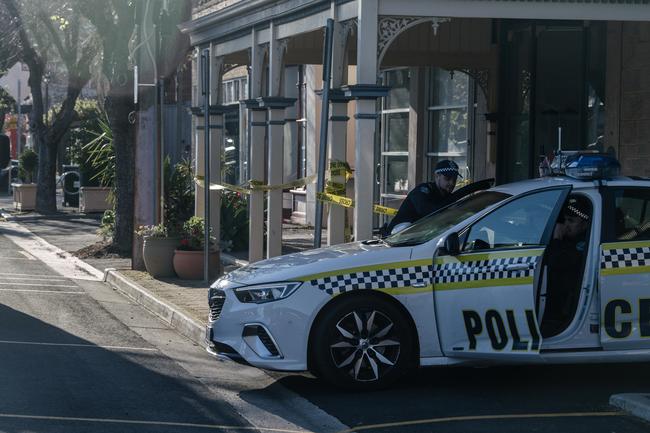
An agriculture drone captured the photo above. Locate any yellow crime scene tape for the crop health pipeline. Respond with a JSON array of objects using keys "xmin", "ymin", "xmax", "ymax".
[
  {"xmin": 195, "ymin": 158, "xmax": 398, "ymax": 216},
  {"xmin": 195, "ymin": 175, "xmax": 317, "ymax": 194},
  {"xmin": 317, "ymin": 192, "xmax": 398, "ymax": 216}
]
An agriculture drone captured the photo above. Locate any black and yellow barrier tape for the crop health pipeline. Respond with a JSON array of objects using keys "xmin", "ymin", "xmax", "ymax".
[
  {"xmin": 317, "ymin": 192, "xmax": 398, "ymax": 216},
  {"xmin": 195, "ymin": 175, "xmax": 317, "ymax": 194},
  {"xmin": 196, "ymin": 158, "xmax": 397, "ymax": 216}
]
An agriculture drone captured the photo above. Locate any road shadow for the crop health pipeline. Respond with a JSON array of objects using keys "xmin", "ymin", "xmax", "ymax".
[
  {"xmin": 0, "ymin": 303, "xmax": 250, "ymax": 433},
  {"xmin": 275, "ymin": 361, "xmax": 650, "ymax": 429}
]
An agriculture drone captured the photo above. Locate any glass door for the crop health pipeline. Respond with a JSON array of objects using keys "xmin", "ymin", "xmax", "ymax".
[
  {"xmin": 427, "ymin": 68, "xmax": 471, "ymax": 185},
  {"xmin": 500, "ymin": 24, "xmax": 534, "ymax": 184},
  {"xmin": 379, "ymin": 69, "xmax": 411, "ymax": 214}
]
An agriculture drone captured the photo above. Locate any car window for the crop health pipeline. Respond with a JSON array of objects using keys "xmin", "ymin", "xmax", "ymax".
[
  {"xmin": 462, "ymin": 189, "xmax": 566, "ymax": 252},
  {"xmin": 385, "ymin": 191, "xmax": 510, "ymax": 247},
  {"xmin": 612, "ymin": 188, "xmax": 650, "ymax": 241}
]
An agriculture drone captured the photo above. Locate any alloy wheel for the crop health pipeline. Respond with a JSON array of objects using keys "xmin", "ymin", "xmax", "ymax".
[{"xmin": 329, "ymin": 310, "xmax": 401, "ymax": 382}]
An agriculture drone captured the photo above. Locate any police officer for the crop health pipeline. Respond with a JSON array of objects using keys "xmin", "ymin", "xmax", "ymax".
[
  {"xmin": 541, "ymin": 195, "xmax": 591, "ymax": 337},
  {"xmin": 386, "ymin": 160, "xmax": 462, "ymax": 234}
]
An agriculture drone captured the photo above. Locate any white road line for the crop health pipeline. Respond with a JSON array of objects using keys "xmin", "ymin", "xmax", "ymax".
[
  {"xmin": 0, "ymin": 277, "xmax": 69, "ymax": 282},
  {"xmin": 0, "ymin": 413, "xmax": 307, "ymax": 432},
  {"xmin": 0, "ymin": 221, "xmax": 104, "ymax": 281},
  {"xmin": 0, "ymin": 282, "xmax": 78, "ymax": 288},
  {"xmin": 18, "ymin": 250, "xmax": 36, "ymax": 260},
  {"xmin": 0, "ymin": 272, "xmax": 64, "ymax": 277},
  {"xmin": 0, "ymin": 340, "xmax": 159, "ymax": 352},
  {"xmin": 0, "ymin": 257, "xmax": 34, "ymax": 260},
  {"xmin": 0, "ymin": 289, "xmax": 86, "ymax": 294}
]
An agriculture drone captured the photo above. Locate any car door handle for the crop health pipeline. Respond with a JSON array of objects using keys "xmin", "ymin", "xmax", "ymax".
[
  {"xmin": 412, "ymin": 281, "xmax": 428, "ymax": 288},
  {"xmin": 505, "ymin": 264, "xmax": 530, "ymax": 272}
]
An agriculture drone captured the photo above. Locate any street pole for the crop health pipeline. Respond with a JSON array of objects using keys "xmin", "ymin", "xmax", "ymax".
[
  {"xmin": 201, "ymin": 48, "xmax": 211, "ymax": 282},
  {"xmin": 313, "ymin": 18, "xmax": 334, "ymax": 249}
]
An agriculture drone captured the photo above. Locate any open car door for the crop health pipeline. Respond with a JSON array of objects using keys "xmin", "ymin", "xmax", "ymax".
[
  {"xmin": 433, "ymin": 186, "xmax": 571, "ymax": 361},
  {"xmin": 600, "ymin": 186, "xmax": 650, "ymax": 350}
]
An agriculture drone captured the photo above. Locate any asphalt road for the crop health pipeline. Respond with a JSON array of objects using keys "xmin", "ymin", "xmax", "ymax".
[
  {"xmin": 279, "ymin": 350, "xmax": 650, "ymax": 432},
  {"xmin": 2, "ymin": 219, "xmax": 650, "ymax": 433},
  {"xmin": 0, "ymin": 231, "xmax": 252, "ymax": 433}
]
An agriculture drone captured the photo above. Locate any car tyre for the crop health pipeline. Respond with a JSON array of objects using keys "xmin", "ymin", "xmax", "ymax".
[{"xmin": 311, "ymin": 295, "xmax": 415, "ymax": 390}]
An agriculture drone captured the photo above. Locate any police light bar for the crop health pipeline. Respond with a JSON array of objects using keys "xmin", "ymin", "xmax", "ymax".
[
  {"xmin": 544, "ymin": 151, "xmax": 620, "ymax": 180},
  {"xmin": 564, "ymin": 153, "xmax": 620, "ymax": 180}
]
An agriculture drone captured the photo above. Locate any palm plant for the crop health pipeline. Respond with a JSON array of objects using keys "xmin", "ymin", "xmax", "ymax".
[{"xmin": 82, "ymin": 115, "xmax": 115, "ymax": 190}]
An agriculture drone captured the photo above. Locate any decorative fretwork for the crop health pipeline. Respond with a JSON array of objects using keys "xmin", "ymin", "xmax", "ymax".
[
  {"xmin": 378, "ymin": 16, "xmax": 451, "ymax": 65},
  {"xmin": 460, "ymin": 68, "xmax": 490, "ymax": 96},
  {"xmin": 378, "ymin": 16, "xmax": 421, "ymax": 55}
]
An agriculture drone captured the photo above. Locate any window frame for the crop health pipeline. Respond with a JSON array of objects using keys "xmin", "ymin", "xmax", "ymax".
[
  {"xmin": 459, "ymin": 186, "xmax": 573, "ymax": 253},
  {"xmin": 602, "ymin": 186, "xmax": 650, "ymax": 243}
]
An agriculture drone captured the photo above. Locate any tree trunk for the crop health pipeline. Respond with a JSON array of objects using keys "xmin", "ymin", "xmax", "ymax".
[
  {"xmin": 35, "ymin": 132, "xmax": 58, "ymax": 213},
  {"xmin": 106, "ymin": 91, "xmax": 135, "ymax": 254}
]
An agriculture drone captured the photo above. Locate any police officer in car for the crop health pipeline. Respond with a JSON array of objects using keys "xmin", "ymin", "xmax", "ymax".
[
  {"xmin": 386, "ymin": 160, "xmax": 462, "ymax": 234},
  {"xmin": 541, "ymin": 195, "xmax": 591, "ymax": 337}
]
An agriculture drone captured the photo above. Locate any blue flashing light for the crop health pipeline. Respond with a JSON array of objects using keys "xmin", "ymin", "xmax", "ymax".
[{"xmin": 564, "ymin": 153, "xmax": 620, "ymax": 180}]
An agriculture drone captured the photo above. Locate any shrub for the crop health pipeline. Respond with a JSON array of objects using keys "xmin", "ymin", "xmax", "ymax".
[
  {"xmin": 164, "ymin": 157, "xmax": 194, "ymax": 235},
  {"xmin": 178, "ymin": 216, "xmax": 215, "ymax": 251},
  {"xmin": 220, "ymin": 191, "xmax": 249, "ymax": 252},
  {"xmin": 98, "ymin": 209, "xmax": 115, "ymax": 240},
  {"xmin": 18, "ymin": 148, "xmax": 38, "ymax": 183}
]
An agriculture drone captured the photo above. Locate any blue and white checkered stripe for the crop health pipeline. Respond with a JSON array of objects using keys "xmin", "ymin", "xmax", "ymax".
[
  {"xmin": 432, "ymin": 255, "xmax": 538, "ymax": 285},
  {"xmin": 601, "ymin": 246, "xmax": 650, "ymax": 269},
  {"xmin": 310, "ymin": 265, "xmax": 432, "ymax": 295}
]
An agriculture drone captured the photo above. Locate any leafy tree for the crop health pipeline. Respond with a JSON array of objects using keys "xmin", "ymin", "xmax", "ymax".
[
  {"xmin": 0, "ymin": 0, "xmax": 96, "ymax": 212},
  {"xmin": 74, "ymin": 0, "xmax": 136, "ymax": 253},
  {"xmin": 76, "ymin": 0, "xmax": 190, "ymax": 254}
]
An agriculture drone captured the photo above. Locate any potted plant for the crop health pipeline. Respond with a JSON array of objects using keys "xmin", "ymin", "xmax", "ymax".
[
  {"xmin": 12, "ymin": 147, "xmax": 38, "ymax": 211},
  {"xmin": 136, "ymin": 223, "xmax": 180, "ymax": 278},
  {"xmin": 173, "ymin": 216, "xmax": 220, "ymax": 280},
  {"xmin": 78, "ymin": 114, "xmax": 113, "ymax": 213},
  {"xmin": 136, "ymin": 158, "xmax": 195, "ymax": 279}
]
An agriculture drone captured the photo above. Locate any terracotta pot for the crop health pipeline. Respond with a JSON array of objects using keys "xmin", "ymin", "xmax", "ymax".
[
  {"xmin": 172, "ymin": 249, "xmax": 221, "ymax": 280},
  {"xmin": 142, "ymin": 236, "xmax": 181, "ymax": 278}
]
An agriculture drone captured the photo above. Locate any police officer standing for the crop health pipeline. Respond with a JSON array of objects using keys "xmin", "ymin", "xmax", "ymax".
[{"xmin": 386, "ymin": 160, "xmax": 462, "ymax": 234}]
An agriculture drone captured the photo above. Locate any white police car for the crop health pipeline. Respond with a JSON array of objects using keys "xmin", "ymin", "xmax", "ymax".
[{"xmin": 207, "ymin": 153, "xmax": 650, "ymax": 389}]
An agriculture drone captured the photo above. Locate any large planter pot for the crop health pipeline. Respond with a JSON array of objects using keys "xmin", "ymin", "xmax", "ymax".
[
  {"xmin": 12, "ymin": 183, "xmax": 37, "ymax": 211},
  {"xmin": 80, "ymin": 187, "xmax": 111, "ymax": 213},
  {"xmin": 172, "ymin": 249, "xmax": 220, "ymax": 280},
  {"xmin": 143, "ymin": 236, "xmax": 181, "ymax": 278}
]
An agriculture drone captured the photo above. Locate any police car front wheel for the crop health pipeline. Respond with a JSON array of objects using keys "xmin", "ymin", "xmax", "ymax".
[{"xmin": 311, "ymin": 296, "xmax": 415, "ymax": 390}]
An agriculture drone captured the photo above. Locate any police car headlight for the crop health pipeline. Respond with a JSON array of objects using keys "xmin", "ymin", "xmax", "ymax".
[{"xmin": 234, "ymin": 282, "xmax": 302, "ymax": 304}]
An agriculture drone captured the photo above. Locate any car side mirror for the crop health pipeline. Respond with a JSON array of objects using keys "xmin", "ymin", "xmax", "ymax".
[
  {"xmin": 444, "ymin": 232, "xmax": 460, "ymax": 256},
  {"xmin": 390, "ymin": 222, "xmax": 412, "ymax": 235}
]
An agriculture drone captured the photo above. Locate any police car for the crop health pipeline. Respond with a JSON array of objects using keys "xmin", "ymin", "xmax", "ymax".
[{"xmin": 207, "ymin": 153, "xmax": 650, "ymax": 389}]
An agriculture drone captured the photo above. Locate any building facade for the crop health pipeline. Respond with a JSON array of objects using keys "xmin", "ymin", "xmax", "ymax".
[{"xmin": 181, "ymin": 0, "xmax": 650, "ymax": 262}]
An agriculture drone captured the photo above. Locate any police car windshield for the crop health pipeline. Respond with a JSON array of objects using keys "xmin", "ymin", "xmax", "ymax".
[{"xmin": 385, "ymin": 191, "xmax": 510, "ymax": 247}]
